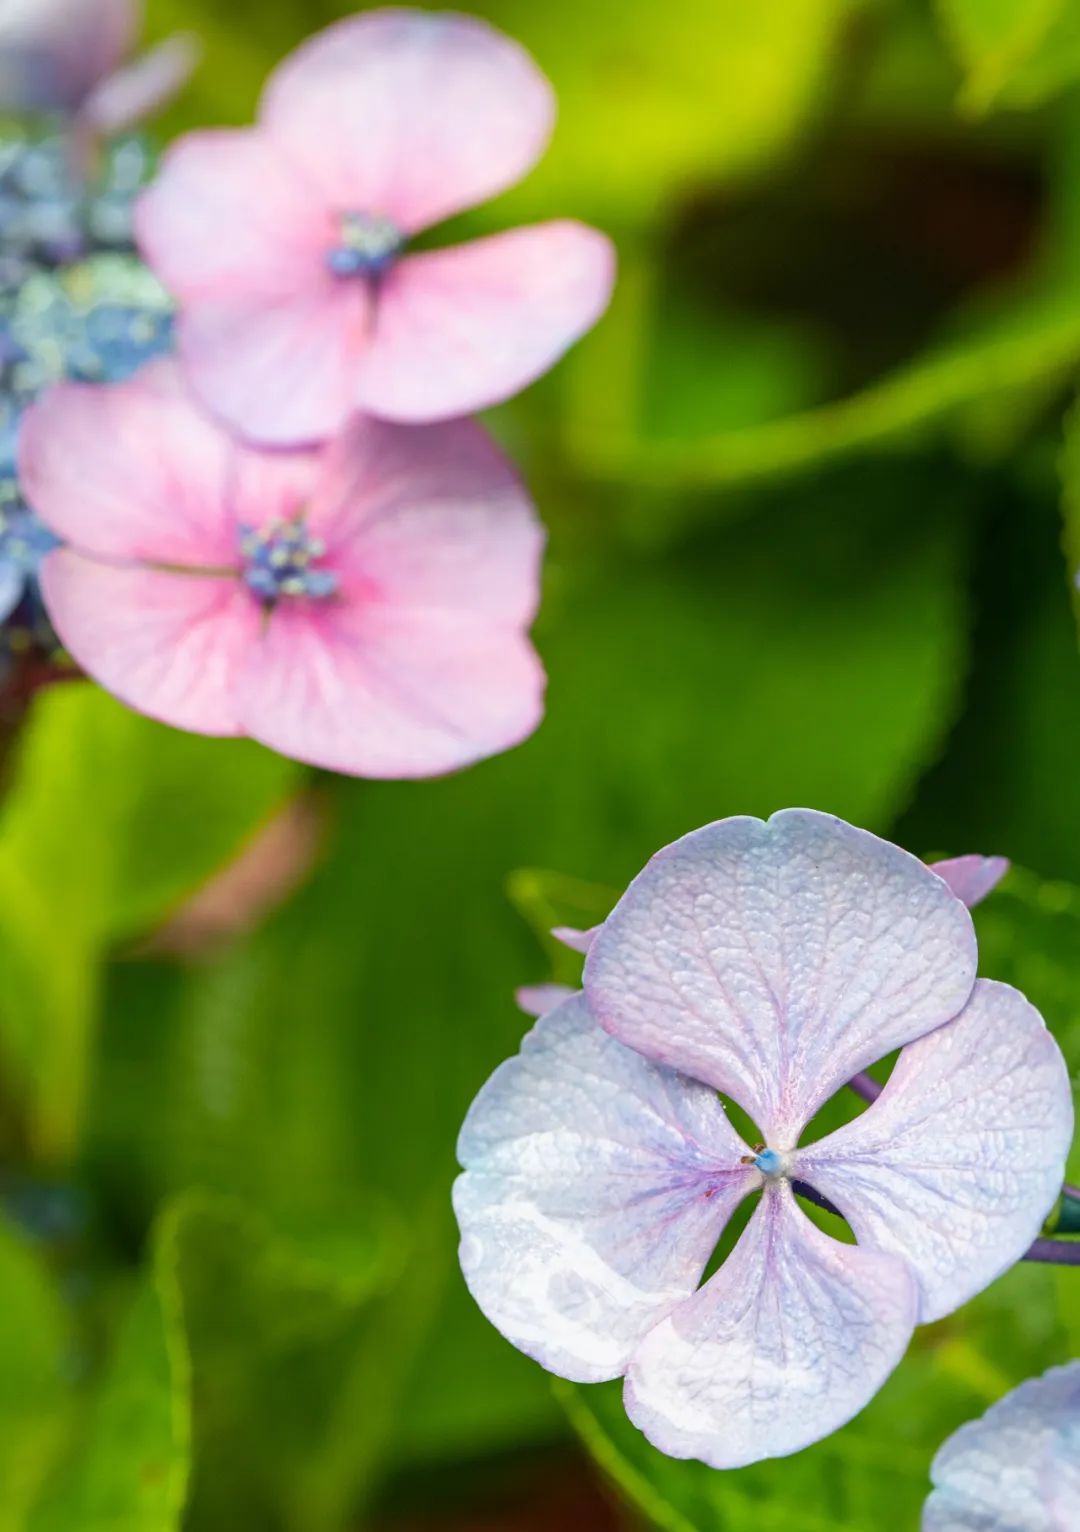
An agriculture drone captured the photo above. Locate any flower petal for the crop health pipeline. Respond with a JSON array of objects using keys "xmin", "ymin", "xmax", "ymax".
[
  {"xmin": 929, "ymin": 854, "xmax": 1009, "ymax": 909},
  {"xmin": 515, "ymin": 983, "xmax": 575, "ymax": 1018},
  {"xmin": 356, "ymin": 224, "xmax": 615, "ymax": 422},
  {"xmin": 923, "ymin": 1362, "xmax": 1080, "ymax": 1532},
  {"xmin": 584, "ymin": 810, "xmax": 977, "ymax": 1146},
  {"xmin": 552, "ymin": 925, "xmax": 598, "ymax": 955},
  {"xmin": 82, "ymin": 34, "xmax": 199, "ymax": 135},
  {"xmin": 796, "ymin": 978, "xmax": 1073, "ymax": 1324},
  {"xmin": 20, "ymin": 361, "xmax": 319, "ymax": 565},
  {"xmin": 453, "ymin": 993, "xmax": 758, "ymax": 1384},
  {"xmin": 136, "ymin": 129, "xmax": 327, "ymax": 302},
  {"xmin": 40, "ymin": 551, "xmax": 258, "ymax": 735},
  {"xmin": 237, "ymin": 601, "xmax": 545, "ymax": 779},
  {"xmin": 624, "ymin": 1181, "xmax": 918, "ymax": 1468},
  {"xmin": 307, "ymin": 415, "xmax": 543, "ymax": 626},
  {"xmin": 259, "ymin": 10, "xmax": 554, "ymax": 233},
  {"xmin": 176, "ymin": 283, "xmax": 374, "ymax": 447},
  {"xmin": 0, "ymin": 0, "xmax": 135, "ymax": 113}
]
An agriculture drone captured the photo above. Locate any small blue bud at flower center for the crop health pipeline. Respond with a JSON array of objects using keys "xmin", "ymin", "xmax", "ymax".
[
  {"xmin": 326, "ymin": 211, "xmax": 404, "ymax": 278},
  {"xmin": 239, "ymin": 518, "xmax": 338, "ymax": 605},
  {"xmin": 753, "ymin": 1148, "xmax": 787, "ymax": 1178}
]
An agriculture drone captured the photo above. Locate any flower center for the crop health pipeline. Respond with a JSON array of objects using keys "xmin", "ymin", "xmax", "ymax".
[
  {"xmin": 325, "ymin": 211, "xmax": 404, "ymax": 278},
  {"xmin": 238, "ymin": 518, "xmax": 338, "ymax": 605},
  {"xmin": 752, "ymin": 1147, "xmax": 790, "ymax": 1179}
]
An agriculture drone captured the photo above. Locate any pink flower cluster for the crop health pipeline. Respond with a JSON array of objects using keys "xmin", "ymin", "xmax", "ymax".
[{"xmin": 21, "ymin": 8, "xmax": 614, "ymax": 777}]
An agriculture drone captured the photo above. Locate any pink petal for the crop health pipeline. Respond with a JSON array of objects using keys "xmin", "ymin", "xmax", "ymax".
[
  {"xmin": 796, "ymin": 979, "xmax": 1073, "ymax": 1324},
  {"xmin": 929, "ymin": 854, "xmax": 1009, "ymax": 909},
  {"xmin": 624, "ymin": 1182, "xmax": 918, "ymax": 1468},
  {"xmin": 135, "ymin": 129, "xmax": 328, "ymax": 303},
  {"xmin": 515, "ymin": 983, "xmax": 575, "ymax": 1018},
  {"xmin": 356, "ymin": 223, "xmax": 616, "ymax": 423},
  {"xmin": 454, "ymin": 993, "xmax": 758, "ymax": 1384},
  {"xmin": 0, "ymin": 0, "xmax": 135, "ymax": 112},
  {"xmin": 237, "ymin": 601, "xmax": 545, "ymax": 779},
  {"xmin": 307, "ymin": 415, "xmax": 543, "ymax": 626},
  {"xmin": 259, "ymin": 10, "xmax": 554, "ymax": 233},
  {"xmin": 552, "ymin": 925, "xmax": 598, "ymax": 955},
  {"xmin": 82, "ymin": 33, "xmax": 199, "ymax": 135},
  {"xmin": 176, "ymin": 284, "xmax": 373, "ymax": 447},
  {"xmin": 40, "ymin": 551, "xmax": 258, "ymax": 736},
  {"xmin": 584, "ymin": 810, "xmax": 978, "ymax": 1147},
  {"xmin": 923, "ymin": 1363, "xmax": 1080, "ymax": 1532},
  {"xmin": 20, "ymin": 361, "xmax": 319, "ymax": 566}
]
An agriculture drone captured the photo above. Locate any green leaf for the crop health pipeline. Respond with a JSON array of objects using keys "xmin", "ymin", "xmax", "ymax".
[
  {"xmin": 567, "ymin": 286, "xmax": 1080, "ymax": 493},
  {"xmin": 0, "ymin": 1216, "xmax": 69, "ymax": 1532},
  {"xmin": 30, "ymin": 1204, "xmax": 191, "ymax": 1532},
  {"xmin": 169, "ymin": 1191, "xmax": 396, "ymax": 1532},
  {"xmin": 936, "ymin": 0, "xmax": 1080, "ymax": 114},
  {"xmin": 0, "ymin": 684, "xmax": 298, "ymax": 1161}
]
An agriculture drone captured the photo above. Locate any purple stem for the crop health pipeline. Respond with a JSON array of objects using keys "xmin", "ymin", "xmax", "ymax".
[
  {"xmin": 1023, "ymin": 1237, "xmax": 1080, "ymax": 1266},
  {"xmin": 846, "ymin": 1071, "xmax": 883, "ymax": 1104}
]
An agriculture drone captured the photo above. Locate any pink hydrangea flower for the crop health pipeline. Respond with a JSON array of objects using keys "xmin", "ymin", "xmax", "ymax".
[
  {"xmin": 923, "ymin": 1362, "xmax": 1080, "ymax": 1531},
  {"xmin": 454, "ymin": 811, "xmax": 1073, "ymax": 1467},
  {"xmin": 0, "ymin": 0, "xmax": 196, "ymax": 134},
  {"xmin": 20, "ymin": 359, "xmax": 545, "ymax": 777},
  {"xmin": 135, "ymin": 8, "xmax": 616, "ymax": 446}
]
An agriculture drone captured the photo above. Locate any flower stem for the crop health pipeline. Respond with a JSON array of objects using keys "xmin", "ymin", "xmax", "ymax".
[
  {"xmin": 1057, "ymin": 1184, "xmax": 1080, "ymax": 1235},
  {"xmin": 1023, "ymin": 1237, "xmax": 1080, "ymax": 1265},
  {"xmin": 791, "ymin": 1180, "xmax": 843, "ymax": 1219},
  {"xmin": 846, "ymin": 1071, "xmax": 882, "ymax": 1104}
]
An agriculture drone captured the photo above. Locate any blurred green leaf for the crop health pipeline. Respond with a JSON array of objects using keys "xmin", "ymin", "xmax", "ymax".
[
  {"xmin": 568, "ymin": 287, "xmax": 1080, "ymax": 492},
  {"xmin": 171, "ymin": 1190, "xmax": 396, "ymax": 1532},
  {"xmin": 936, "ymin": 0, "xmax": 1080, "ymax": 113},
  {"xmin": 0, "ymin": 684, "xmax": 298, "ymax": 1161},
  {"xmin": 29, "ymin": 1189, "xmax": 395, "ymax": 1532},
  {"xmin": 0, "ymin": 1216, "xmax": 69, "ymax": 1532},
  {"xmin": 31, "ymin": 1204, "xmax": 191, "ymax": 1532}
]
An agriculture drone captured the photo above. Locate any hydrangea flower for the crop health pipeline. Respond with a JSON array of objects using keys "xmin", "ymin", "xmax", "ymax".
[
  {"xmin": 923, "ymin": 1362, "xmax": 1080, "ymax": 1531},
  {"xmin": 21, "ymin": 359, "xmax": 545, "ymax": 776},
  {"xmin": 455, "ymin": 810, "xmax": 1073, "ymax": 1467},
  {"xmin": 0, "ymin": 254, "xmax": 172, "ymax": 650},
  {"xmin": 0, "ymin": 0, "xmax": 196, "ymax": 140},
  {"xmin": 136, "ymin": 8, "xmax": 615, "ymax": 444}
]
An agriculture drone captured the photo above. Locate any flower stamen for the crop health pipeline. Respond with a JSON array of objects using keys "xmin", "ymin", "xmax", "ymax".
[
  {"xmin": 325, "ymin": 211, "xmax": 404, "ymax": 278},
  {"xmin": 239, "ymin": 518, "xmax": 338, "ymax": 605}
]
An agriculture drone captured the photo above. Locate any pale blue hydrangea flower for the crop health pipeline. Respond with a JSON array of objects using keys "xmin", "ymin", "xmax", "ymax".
[
  {"xmin": 456, "ymin": 811, "xmax": 1073, "ymax": 1469},
  {"xmin": 923, "ymin": 1362, "xmax": 1080, "ymax": 1531}
]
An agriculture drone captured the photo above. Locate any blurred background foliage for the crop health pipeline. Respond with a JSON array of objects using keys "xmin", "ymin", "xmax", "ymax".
[{"xmin": 1, "ymin": 0, "xmax": 1080, "ymax": 1527}]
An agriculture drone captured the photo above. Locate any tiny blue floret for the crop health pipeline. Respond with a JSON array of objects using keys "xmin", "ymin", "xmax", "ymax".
[
  {"xmin": 325, "ymin": 211, "xmax": 404, "ymax": 279},
  {"xmin": 239, "ymin": 519, "xmax": 338, "ymax": 604}
]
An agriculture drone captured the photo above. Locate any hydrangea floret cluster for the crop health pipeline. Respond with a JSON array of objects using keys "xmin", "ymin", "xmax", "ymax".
[
  {"xmin": 0, "ymin": 0, "xmax": 189, "ymax": 661},
  {"xmin": 8, "ymin": 5, "xmax": 614, "ymax": 777},
  {"xmin": 923, "ymin": 1362, "xmax": 1080, "ymax": 1531},
  {"xmin": 455, "ymin": 810, "xmax": 1074, "ymax": 1467}
]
